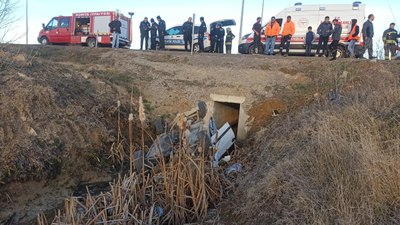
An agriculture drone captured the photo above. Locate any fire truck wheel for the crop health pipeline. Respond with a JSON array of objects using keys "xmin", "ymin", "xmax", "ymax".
[
  {"xmin": 40, "ymin": 37, "xmax": 49, "ymax": 45},
  {"xmin": 87, "ymin": 38, "xmax": 96, "ymax": 48}
]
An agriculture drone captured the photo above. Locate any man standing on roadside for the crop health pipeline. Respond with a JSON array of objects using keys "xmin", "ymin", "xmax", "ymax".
[
  {"xmin": 139, "ymin": 17, "xmax": 151, "ymax": 50},
  {"xmin": 252, "ymin": 17, "xmax": 263, "ymax": 53},
  {"xmin": 316, "ymin": 16, "xmax": 333, "ymax": 57},
  {"xmin": 264, "ymin": 16, "xmax": 281, "ymax": 55},
  {"xmin": 348, "ymin": 19, "xmax": 360, "ymax": 58},
  {"xmin": 216, "ymin": 23, "xmax": 225, "ymax": 53},
  {"xmin": 182, "ymin": 17, "xmax": 193, "ymax": 52},
  {"xmin": 225, "ymin": 28, "xmax": 235, "ymax": 54},
  {"xmin": 382, "ymin": 23, "xmax": 398, "ymax": 60},
  {"xmin": 157, "ymin": 16, "xmax": 166, "ymax": 50},
  {"xmin": 198, "ymin": 17, "xmax": 207, "ymax": 52},
  {"xmin": 150, "ymin": 18, "xmax": 158, "ymax": 50},
  {"xmin": 109, "ymin": 15, "xmax": 122, "ymax": 49},
  {"xmin": 330, "ymin": 19, "xmax": 342, "ymax": 61},
  {"xmin": 362, "ymin": 14, "xmax": 375, "ymax": 59},
  {"xmin": 280, "ymin": 16, "xmax": 295, "ymax": 57}
]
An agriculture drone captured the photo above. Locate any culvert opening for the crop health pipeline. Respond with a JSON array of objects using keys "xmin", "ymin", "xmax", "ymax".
[{"xmin": 211, "ymin": 94, "xmax": 247, "ymax": 141}]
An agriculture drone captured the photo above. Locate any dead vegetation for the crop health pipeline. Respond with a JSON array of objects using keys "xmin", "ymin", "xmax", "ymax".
[{"xmin": 222, "ymin": 62, "xmax": 400, "ymax": 225}]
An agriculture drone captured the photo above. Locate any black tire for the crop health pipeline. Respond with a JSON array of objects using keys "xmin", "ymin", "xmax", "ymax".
[
  {"xmin": 248, "ymin": 43, "xmax": 264, "ymax": 55},
  {"xmin": 87, "ymin": 38, "xmax": 96, "ymax": 48},
  {"xmin": 336, "ymin": 45, "xmax": 347, "ymax": 58},
  {"xmin": 40, "ymin": 37, "xmax": 49, "ymax": 45}
]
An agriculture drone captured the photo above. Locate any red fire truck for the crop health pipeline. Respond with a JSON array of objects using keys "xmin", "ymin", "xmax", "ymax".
[{"xmin": 37, "ymin": 11, "xmax": 132, "ymax": 48}]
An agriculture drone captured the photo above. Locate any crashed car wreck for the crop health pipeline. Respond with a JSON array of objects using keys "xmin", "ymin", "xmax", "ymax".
[{"xmin": 134, "ymin": 101, "xmax": 236, "ymax": 170}]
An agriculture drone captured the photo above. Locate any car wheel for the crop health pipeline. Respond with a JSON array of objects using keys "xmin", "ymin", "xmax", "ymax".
[
  {"xmin": 87, "ymin": 38, "xmax": 96, "ymax": 48},
  {"xmin": 249, "ymin": 43, "xmax": 264, "ymax": 55},
  {"xmin": 193, "ymin": 44, "xmax": 200, "ymax": 53},
  {"xmin": 337, "ymin": 45, "xmax": 347, "ymax": 58},
  {"xmin": 40, "ymin": 37, "xmax": 49, "ymax": 45}
]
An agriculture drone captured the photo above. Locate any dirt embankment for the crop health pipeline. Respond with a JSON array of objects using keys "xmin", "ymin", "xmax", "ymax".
[
  {"xmin": 220, "ymin": 60, "xmax": 400, "ymax": 225},
  {"xmin": 1, "ymin": 44, "xmax": 397, "ymax": 224}
]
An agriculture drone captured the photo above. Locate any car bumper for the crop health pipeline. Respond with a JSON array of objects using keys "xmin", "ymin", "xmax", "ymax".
[{"xmin": 238, "ymin": 43, "xmax": 251, "ymax": 54}]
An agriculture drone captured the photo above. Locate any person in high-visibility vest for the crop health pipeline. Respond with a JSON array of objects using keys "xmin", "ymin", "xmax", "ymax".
[
  {"xmin": 382, "ymin": 23, "xmax": 398, "ymax": 60},
  {"xmin": 280, "ymin": 16, "xmax": 295, "ymax": 57},
  {"xmin": 225, "ymin": 28, "xmax": 236, "ymax": 54},
  {"xmin": 264, "ymin": 16, "xmax": 281, "ymax": 55},
  {"xmin": 347, "ymin": 19, "xmax": 360, "ymax": 58}
]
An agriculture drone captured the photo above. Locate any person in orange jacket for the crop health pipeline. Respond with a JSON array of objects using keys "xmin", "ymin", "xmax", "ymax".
[
  {"xmin": 280, "ymin": 16, "xmax": 295, "ymax": 56},
  {"xmin": 264, "ymin": 16, "xmax": 281, "ymax": 55}
]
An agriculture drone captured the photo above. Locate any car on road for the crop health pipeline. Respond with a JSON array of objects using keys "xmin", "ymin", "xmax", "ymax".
[{"xmin": 161, "ymin": 19, "xmax": 236, "ymax": 52}]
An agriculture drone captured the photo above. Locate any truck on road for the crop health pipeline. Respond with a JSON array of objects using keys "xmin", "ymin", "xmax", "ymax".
[
  {"xmin": 38, "ymin": 11, "xmax": 132, "ymax": 48},
  {"xmin": 239, "ymin": 1, "xmax": 366, "ymax": 58}
]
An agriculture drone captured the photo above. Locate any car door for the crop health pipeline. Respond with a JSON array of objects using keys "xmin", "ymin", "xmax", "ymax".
[
  {"xmin": 58, "ymin": 17, "xmax": 72, "ymax": 43},
  {"xmin": 207, "ymin": 19, "xmax": 236, "ymax": 49},
  {"xmin": 44, "ymin": 17, "xmax": 59, "ymax": 43},
  {"xmin": 165, "ymin": 26, "xmax": 184, "ymax": 50}
]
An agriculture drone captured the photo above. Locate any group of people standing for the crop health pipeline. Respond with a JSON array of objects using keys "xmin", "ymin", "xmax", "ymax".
[
  {"xmin": 109, "ymin": 13, "xmax": 398, "ymax": 59},
  {"xmin": 250, "ymin": 14, "xmax": 398, "ymax": 60},
  {"xmin": 138, "ymin": 16, "xmax": 166, "ymax": 50},
  {"xmin": 138, "ymin": 16, "xmax": 235, "ymax": 54}
]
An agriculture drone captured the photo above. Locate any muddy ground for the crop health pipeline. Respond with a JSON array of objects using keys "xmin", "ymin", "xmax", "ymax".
[{"xmin": 0, "ymin": 44, "xmax": 394, "ymax": 224}]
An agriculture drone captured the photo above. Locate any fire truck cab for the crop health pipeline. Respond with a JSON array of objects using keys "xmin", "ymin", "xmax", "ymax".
[{"xmin": 38, "ymin": 11, "xmax": 132, "ymax": 48}]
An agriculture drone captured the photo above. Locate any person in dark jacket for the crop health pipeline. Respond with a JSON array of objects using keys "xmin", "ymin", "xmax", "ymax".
[
  {"xmin": 150, "ymin": 18, "xmax": 158, "ymax": 50},
  {"xmin": 316, "ymin": 16, "xmax": 333, "ymax": 57},
  {"xmin": 330, "ymin": 19, "xmax": 342, "ymax": 61},
  {"xmin": 216, "ymin": 24, "xmax": 225, "ymax": 53},
  {"xmin": 210, "ymin": 24, "xmax": 218, "ymax": 53},
  {"xmin": 157, "ymin": 16, "xmax": 166, "ymax": 50},
  {"xmin": 198, "ymin": 17, "xmax": 207, "ymax": 52},
  {"xmin": 252, "ymin": 17, "xmax": 262, "ymax": 53},
  {"xmin": 347, "ymin": 19, "xmax": 360, "ymax": 58},
  {"xmin": 225, "ymin": 27, "xmax": 235, "ymax": 54},
  {"xmin": 139, "ymin": 17, "xmax": 151, "ymax": 50},
  {"xmin": 182, "ymin": 17, "xmax": 193, "ymax": 51},
  {"xmin": 109, "ymin": 15, "xmax": 122, "ymax": 48},
  {"xmin": 382, "ymin": 23, "xmax": 398, "ymax": 60},
  {"xmin": 362, "ymin": 14, "xmax": 375, "ymax": 59},
  {"xmin": 304, "ymin": 26, "xmax": 315, "ymax": 56}
]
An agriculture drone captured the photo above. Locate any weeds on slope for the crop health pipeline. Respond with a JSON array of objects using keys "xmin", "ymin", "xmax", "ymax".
[
  {"xmin": 225, "ymin": 62, "xmax": 400, "ymax": 225},
  {"xmin": 38, "ymin": 98, "xmax": 227, "ymax": 225}
]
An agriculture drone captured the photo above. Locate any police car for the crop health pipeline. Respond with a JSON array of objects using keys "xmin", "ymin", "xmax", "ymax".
[{"xmin": 161, "ymin": 19, "xmax": 236, "ymax": 52}]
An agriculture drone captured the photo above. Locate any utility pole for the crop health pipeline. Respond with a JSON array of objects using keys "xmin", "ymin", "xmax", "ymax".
[
  {"xmin": 191, "ymin": 13, "xmax": 195, "ymax": 55},
  {"xmin": 261, "ymin": 0, "xmax": 265, "ymax": 24},
  {"xmin": 26, "ymin": 0, "xmax": 28, "ymax": 44},
  {"xmin": 239, "ymin": 0, "xmax": 245, "ymax": 40}
]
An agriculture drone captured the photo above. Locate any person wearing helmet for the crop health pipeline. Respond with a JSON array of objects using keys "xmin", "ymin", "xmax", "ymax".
[
  {"xmin": 216, "ymin": 23, "xmax": 225, "ymax": 53},
  {"xmin": 382, "ymin": 23, "xmax": 398, "ymax": 60},
  {"xmin": 225, "ymin": 27, "xmax": 235, "ymax": 54}
]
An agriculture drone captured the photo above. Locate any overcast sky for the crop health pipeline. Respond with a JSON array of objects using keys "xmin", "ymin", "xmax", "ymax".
[{"xmin": 7, "ymin": 0, "xmax": 400, "ymax": 53}]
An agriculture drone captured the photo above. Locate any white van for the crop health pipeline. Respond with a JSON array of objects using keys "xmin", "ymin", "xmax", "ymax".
[
  {"xmin": 239, "ymin": 1, "xmax": 366, "ymax": 58},
  {"xmin": 161, "ymin": 19, "xmax": 236, "ymax": 52}
]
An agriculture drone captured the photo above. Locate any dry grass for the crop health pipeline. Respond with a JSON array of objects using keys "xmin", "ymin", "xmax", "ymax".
[
  {"xmin": 39, "ymin": 147, "xmax": 222, "ymax": 225},
  {"xmin": 223, "ymin": 62, "xmax": 400, "ymax": 225},
  {"xmin": 39, "ymin": 97, "xmax": 224, "ymax": 225}
]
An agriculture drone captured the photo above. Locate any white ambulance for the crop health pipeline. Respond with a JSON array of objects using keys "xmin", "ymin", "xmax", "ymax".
[{"xmin": 239, "ymin": 1, "xmax": 366, "ymax": 58}]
